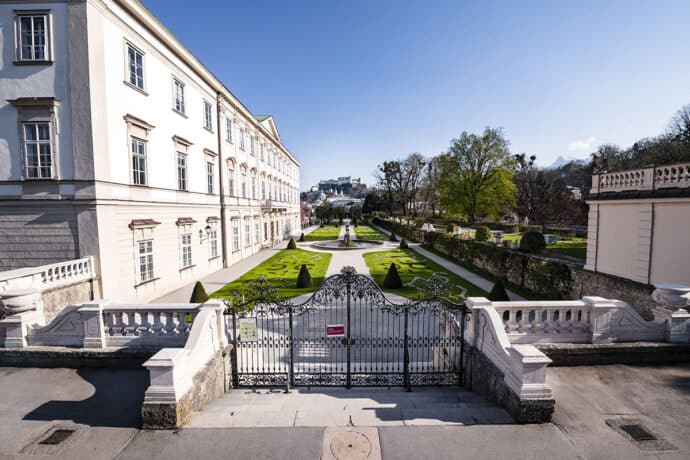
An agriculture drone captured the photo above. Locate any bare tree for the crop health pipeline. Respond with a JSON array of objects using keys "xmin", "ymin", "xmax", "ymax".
[{"xmin": 669, "ymin": 103, "xmax": 690, "ymax": 144}]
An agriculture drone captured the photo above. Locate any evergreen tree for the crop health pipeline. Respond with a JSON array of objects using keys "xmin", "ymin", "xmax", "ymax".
[
  {"xmin": 189, "ymin": 281, "xmax": 208, "ymax": 303},
  {"xmin": 296, "ymin": 264, "xmax": 312, "ymax": 288},
  {"xmin": 488, "ymin": 280, "xmax": 510, "ymax": 301},
  {"xmin": 383, "ymin": 263, "xmax": 403, "ymax": 289},
  {"xmin": 287, "ymin": 238, "xmax": 297, "ymax": 249}
]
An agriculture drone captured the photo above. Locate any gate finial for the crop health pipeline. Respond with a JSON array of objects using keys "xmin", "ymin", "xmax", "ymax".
[{"xmin": 340, "ymin": 266, "xmax": 357, "ymax": 277}]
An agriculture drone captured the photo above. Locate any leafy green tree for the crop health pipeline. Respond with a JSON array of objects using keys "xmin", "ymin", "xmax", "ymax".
[
  {"xmin": 437, "ymin": 127, "xmax": 516, "ymax": 223},
  {"xmin": 474, "ymin": 226, "xmax": 491, "ymax": 242}
]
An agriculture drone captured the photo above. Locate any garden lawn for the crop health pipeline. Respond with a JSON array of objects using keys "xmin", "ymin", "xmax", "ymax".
[
  {"xmin": 303, "ymin": 225, "xmax": 341, "ymax": 241},
  {"xmin": 363, "ymin": 248, "xmax": 487, "ymax": 301},
  {"xmin": 353, "ymin": 225, "xmax": 388, "ymax": 240},
  {"xmin": 545, "ymin": 241, "xmax": 587, "ymax": 260},
  {"xmin": 210, "ymin": 248, "xmax": 332, "ymax": 301}
]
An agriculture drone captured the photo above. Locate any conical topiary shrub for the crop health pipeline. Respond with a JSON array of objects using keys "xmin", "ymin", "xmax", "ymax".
[
  {"xmin": 298, "ymin": 232, "xmax": 305, "ymax": 242},
  {"xmin": 399, "ymin": 238, "xmax": 408, "ymax": 249},
  {"xmin": 488, "ymin": 280, "xmax": 510, "ymax": 301},
  {"xmin": 189, "ymin": 281, "xmax": 208, "ymax": 303},
  {"xmin": 383, "ymin": 263, "xmax": 403, "ymax": 289},
  {"xmin": 388, "ymin": 232, "xmax": 398, "ymax": 242},
  {"xmin": 296, "ymin": 264, "xmax": 312, "ymax": 288},
  {"xmin": 287, "ymin": 238, "xmax": 297, "ymax": 249}
]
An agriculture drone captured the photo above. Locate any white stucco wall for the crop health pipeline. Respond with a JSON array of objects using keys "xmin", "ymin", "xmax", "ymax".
[
  {"xmin": 0, "ymin": 2, "xmax": 74, "ymax": 181},
  {"xmin": 649, "ymin": 201, "xmax": 690, "ymax": 286},
  {"xmin": 586, "ymin": 198, "xmax": 690, "ymax": 286},
  {"xmin": 0, "ymin": 0, "xmax": 301, "ymax": 302}
]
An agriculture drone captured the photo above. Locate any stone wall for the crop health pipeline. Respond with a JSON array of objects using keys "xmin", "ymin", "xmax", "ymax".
[
  {"xmin": 0, "ymin": 205, "xmax": 80, "ymax": 271},
  {"xmin": 0, "ymin": 346, "xmax": 155, "ymax": 368},
  {"xmin": 462, "ymin": 342, "xmax": 554, "ymax": 423},
  {"xmin": 537, "ymin": 342, "xmax": 690, "ymax": 366},
  {"xmin": 141, "ymin": 346, "xmax": 232, "ymax": 429},
  {"xmin": 375, "ymin": 220, "xmax": 656, "ymax": 317},
  {"xmin": 41, "ymin": 279, "xmax": 95, "ymax": 323}
]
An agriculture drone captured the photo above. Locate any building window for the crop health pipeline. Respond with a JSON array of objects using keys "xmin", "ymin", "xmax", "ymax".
[
  {"xmin": 177, "ymin": 152, "xmax": 187, "ymax": 191},
  {"xmin": 138, "ymin": 240, "xmax": 154, "ymax": 282},
  {"xmin": 250, "ymin": 136, "xmax": 255, "ymax": 156},
  {"xmin": 255, "ymin": 223, "xmax": 260, "ymax": 245},
  {"xmin": 203, "ymin": 100, "xmax": 213, "ymax": 131},
  {"xmin": 228, "ymin": 166, "xmax": 235, "ymax": 196},
  {"xmin": 232, "ymin": 223, "xmax": 240, "ymax": 252},
  {"xmin": 261, "ymin": 181, "xmax": 266, "ymax": 200},
  {"xmin": 173, "ymin": 78, "xmax": 185, "ymax": 114},
  {"xmin": 264, "ymin": 222, "xmax": 268, "ymax": 241},
  {"xmin": 209, "ymin": 230, "xmax": 218, "ymax": 258},
  {"xmin": 226, "ymin": 118, "xmax": 233, "ymax": 143},
  {"xmin": 181, "ymin": 233, "xmax": 192, "ymax": 268},
  {"xmin": 15, "ymin": 12, "xmax": 50, "ymax": 62},
  {"xmin": 239, "ymin": 127, "xmax": 245, "ymax": 150},
  {"xmin": 251, "ymin": 176, "xmax": 256, "ymax": 200},
  {"xmin": 260, "ymin": 143, "xmax": 265, "ymax": 161},
  {"xmin": 131, "ymin": 137, "xmax": 147, "ymax": 185},
  {"xmin": 207, "ymin": 161, "xmax": 214, "ymax": 194},
  {"xmin": 126, "ymin": 43, "xmax": 144, "ymax": 90},
  {"xmin": 244, "ymin": 221, "xmax": 251, "ymax": 248},
  {"xmin": 22, "ymin": 122, "xmax": 53, "ymax": 179}
]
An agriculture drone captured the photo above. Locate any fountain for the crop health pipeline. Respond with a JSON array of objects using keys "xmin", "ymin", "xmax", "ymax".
[
  {"xmin": 311, "ymin": 223, "xmax": 384, "ymax": 251},
  {"xmin": 340, "ymin": 225, "xmax": 353, "ymax": 247}
]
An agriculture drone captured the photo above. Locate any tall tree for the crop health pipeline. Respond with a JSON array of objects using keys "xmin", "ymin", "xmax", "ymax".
[
  {"xmin": 376, "ymin": 154, "xmax": 426, "ymax": 216},
  {"xmin": 437, "ymin": 127, "xmax": 516, "ymax": 223}
]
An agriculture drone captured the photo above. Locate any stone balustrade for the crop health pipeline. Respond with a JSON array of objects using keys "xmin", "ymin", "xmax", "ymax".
[
  {"xmin": 0, "ymin": 299, "xmax": 208, "ymax": 348},
  {"xmin": 591, "ymin": 162, "xmax": 690, "ymax": 194},
  {"xmin": 493, "ymin": 300, "xmax": 592, "ymax": 343},
  {"xmin": 475, "ymin": 295, "xmax": 689, "ymax": 344},
  {"xmin": 0, "ymin": 257, "xmax": 95, "ymax": 293},
  {"xmin": 102, "ymin": 304, "xmax": 200, "ymax": 347}
]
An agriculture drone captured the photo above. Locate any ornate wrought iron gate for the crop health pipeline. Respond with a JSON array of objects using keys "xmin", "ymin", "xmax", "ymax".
[{"xmin": 227, "ymin": 267, "xmax": 466, "ymax": 388}]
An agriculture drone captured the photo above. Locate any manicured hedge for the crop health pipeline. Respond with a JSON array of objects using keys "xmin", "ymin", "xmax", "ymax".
[{"xmin": 374, "ymin": 218, "xmax": 575, "ymax": 299}]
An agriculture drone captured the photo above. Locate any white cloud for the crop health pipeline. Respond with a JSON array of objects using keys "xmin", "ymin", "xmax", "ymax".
[{"xmin": 568, "ymin": 137, "xmax": 596, "ymax": 153}]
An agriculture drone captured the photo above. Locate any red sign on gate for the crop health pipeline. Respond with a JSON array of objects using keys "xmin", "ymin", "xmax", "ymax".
[{"xmin": 326, "ymin": 324, "xmax": 345, "ymax": 337}]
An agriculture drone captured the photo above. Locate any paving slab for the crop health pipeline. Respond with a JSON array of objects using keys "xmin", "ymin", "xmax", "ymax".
[
  {"xmin": 115, "ymin": 427, "xmax": 324, "ymax": 460},
  {"xmin": 0, "ymin": 367, "xmax": 147, "ymax": 460},
  {"xmin": 187, "ymin": 387, "xmax": 511, "ymax": 428}
]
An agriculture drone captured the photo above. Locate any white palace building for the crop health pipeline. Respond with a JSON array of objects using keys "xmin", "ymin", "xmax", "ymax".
[{"xmin": 0, "ymin": 0, "xmax": 301, "ymax": 302}]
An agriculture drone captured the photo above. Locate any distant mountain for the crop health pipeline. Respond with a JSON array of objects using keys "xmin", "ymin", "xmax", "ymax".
[{"xmin": 548, "ymin": 156, "xmax": 588, "ymax": 169}]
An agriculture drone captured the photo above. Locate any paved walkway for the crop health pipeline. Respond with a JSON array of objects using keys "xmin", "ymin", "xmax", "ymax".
[
  {"xmin": 188, "ymin": 387, "xmax": 513, "ymax": 428},
  {"xmin": 1, "ymin": 363, "xmax": 688, "ymax": 459},
  {"xmin": 371, "ymin": 224, "xmax": 525, "ymax": 300}
]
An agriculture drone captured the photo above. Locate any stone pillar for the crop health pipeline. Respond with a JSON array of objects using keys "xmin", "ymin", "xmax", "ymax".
[
  {"xmin": 584, "ymin": 296, "xmax": 617, "ymax": 343},
  {"xmin": 0, "ymin": 288, "xmax": 45, "ymax": 348},
  {"xmin": 652, "ymin": 284, "xmax": 690, "ymax": 343},
  {"xmin": 79, "ymin": 300, "xmax": 109, "ymax": 348}
]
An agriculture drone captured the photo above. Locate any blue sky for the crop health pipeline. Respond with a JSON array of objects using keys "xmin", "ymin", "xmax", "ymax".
[{"xmin": 143, "ymin": 0, "xmax": 690, "ymax": 190}]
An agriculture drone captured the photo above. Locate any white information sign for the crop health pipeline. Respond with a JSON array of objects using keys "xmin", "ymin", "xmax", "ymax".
[{"xmin": 239, "ymin": 317, "xmax": 258, "ymax": 342}]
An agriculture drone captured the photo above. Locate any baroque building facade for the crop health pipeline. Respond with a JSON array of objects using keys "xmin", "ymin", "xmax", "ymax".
[{"xmin": 0, "ymin": 0, "xmax": 301, "ymax": 302}]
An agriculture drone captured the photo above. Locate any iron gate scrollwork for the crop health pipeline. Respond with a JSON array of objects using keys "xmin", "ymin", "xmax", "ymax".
[{"xmin": 226, "ymin": 266, "xmax": 467, "ymax": 388}]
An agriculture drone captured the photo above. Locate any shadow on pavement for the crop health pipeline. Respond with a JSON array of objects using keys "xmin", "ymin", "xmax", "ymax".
[{"xmin": 23, "ymin": 369, "xmax": 148, "ymax": 428}]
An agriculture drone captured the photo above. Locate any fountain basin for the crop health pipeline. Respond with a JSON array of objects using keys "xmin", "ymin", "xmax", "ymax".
[{"xmin": 311, "ymin": 239, "xmax": 384, "ymax": 250}]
